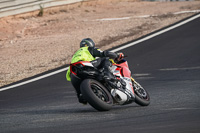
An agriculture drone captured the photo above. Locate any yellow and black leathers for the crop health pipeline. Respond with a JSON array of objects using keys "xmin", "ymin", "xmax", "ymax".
[{"xmin": 66, "ymin": 46, "xmax": 118, "ymax": 81}]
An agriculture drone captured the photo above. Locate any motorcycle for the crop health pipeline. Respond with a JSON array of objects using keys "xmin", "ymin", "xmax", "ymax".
[{"xmin": 70, "ymin": 57, "xmax": 150, "ymax": 111}]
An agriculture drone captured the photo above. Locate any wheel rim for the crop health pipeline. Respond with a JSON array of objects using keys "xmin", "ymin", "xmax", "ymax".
[
  {"xmin": 90, "ymin": 83, "xmax": 111, "ymax": 103},
  {"xmin": 134, "ymin": 83, "xmax": 149, "ymax": 100}
]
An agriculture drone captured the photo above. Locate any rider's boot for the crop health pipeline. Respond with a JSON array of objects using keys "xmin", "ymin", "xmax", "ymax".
[
  {"xmin": 77, "ymin": 93, "xmax": 87, "ymax": 105},
  {"xmin": 103, "ymin": 66, "xmax": 115, "ymax": 81}
]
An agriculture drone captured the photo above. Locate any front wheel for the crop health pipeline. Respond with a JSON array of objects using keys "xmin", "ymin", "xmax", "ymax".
[
  {"xmin": 80, "ymin": 79, "xmax": 113, "ymax": 111},
  {"xmin": 132, "ymin": 79, "xmax": 150, "ymax": 106}
]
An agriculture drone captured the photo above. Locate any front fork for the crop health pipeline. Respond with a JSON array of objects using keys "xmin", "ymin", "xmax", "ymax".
[
  {"xmin": 131, "ymin": 77, "xmax": 144, "ymax": 92},
  {"xmin": 131, "ymin": 77, "xmax": 136, "ymax": 83},
  {"xmin": 131, "ymin": 77, "xmax": 143, "ymax": 93},
  {"xmin": 131, "ymin": 77, "xmax": 135, "ymax": 82},
  {"xmin": 131, "ymin": 77, "xmax": 136, "ymax": 92}
]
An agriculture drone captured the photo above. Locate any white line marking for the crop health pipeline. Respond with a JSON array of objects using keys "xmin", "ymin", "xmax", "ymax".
[
  {"xmin": 96, "ymin": 17, "xmax": 131, "ymax": 21},
  {"xmin": 0, "ymin": 13, "xmax": 200, "ymax": 92},
  {"xmin": 95, "ymin": 10, "xmax": 200, "ymax": 22},
  {"xmin": 0, "ymin": 67, "xmax": 68, "ymax": 92},
  {"xmin": 136, "ymin": 15, "xmax": 151, "ymax": 18},
  {"xmin": 133, "ymin": 73, "xmax": 151, "ymax": 77},
  {"xmin": 159, "ymin": 66, "xmax": 200, "ymax": 71},
  {"xmin": 162, "ymin": 107, "xmax": 200, "ymax": 111},
  {"xmin": 174, "ymin": 10, "xmax": 200, "ymax": 15}
]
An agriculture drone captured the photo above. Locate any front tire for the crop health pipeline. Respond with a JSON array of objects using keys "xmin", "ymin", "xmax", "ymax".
[
  {"xmin": 133, "ymin": 80, "xmax": 150, "ymax": 106},
  {"xmin": 80, "ymin": 79, "xmax": 113, "ymax": 111}
]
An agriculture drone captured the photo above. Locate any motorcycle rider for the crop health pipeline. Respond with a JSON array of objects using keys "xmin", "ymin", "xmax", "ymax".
[{"xmin": 66, "ymin": 38, "xmax": 124, "ymax": 104}]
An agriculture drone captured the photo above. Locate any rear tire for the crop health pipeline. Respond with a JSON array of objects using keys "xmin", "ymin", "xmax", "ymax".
[{"xmin": 80, "ymin": 79, "xmax": 113, "ymax": 111}]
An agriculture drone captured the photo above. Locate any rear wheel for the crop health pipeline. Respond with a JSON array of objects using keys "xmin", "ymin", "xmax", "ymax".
[
  {"xmin": 132, "ymin": 80, "xmax": 150, "ymax": 106},
  {"xmin": 80, "ymin": 79, "xmax": 113, "ymax": 111}
]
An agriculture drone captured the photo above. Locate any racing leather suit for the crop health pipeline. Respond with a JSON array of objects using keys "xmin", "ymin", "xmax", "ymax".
[{"xmin": 66, "ymin": 46, "xmax": 118, "ymax": 81}]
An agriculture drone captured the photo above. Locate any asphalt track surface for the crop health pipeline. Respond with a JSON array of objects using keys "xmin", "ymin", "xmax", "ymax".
[{"xmin": 1, "ymin": 15, "xmax": 200, "ymax": 133}]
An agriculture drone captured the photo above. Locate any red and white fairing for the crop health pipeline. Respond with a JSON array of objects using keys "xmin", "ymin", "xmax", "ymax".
[{"xmin": 111, "ymin": 61, "xmax": 135, "ymax": 104}]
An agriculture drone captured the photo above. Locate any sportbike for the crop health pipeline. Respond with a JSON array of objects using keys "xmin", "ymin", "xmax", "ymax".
[{"xmin": 70, "ymin": 57, "xmax": 150, "ymax": 111}]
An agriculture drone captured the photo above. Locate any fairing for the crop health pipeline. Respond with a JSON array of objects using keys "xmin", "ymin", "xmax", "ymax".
[{"xmin": 112, "ymin": 60, "xmax": 134, "ymax": 97}]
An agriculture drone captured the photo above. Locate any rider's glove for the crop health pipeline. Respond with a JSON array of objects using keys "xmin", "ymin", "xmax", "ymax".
[{"xmin": 117, "ymin": 52, "xmax": 124, "ymax": 61}]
